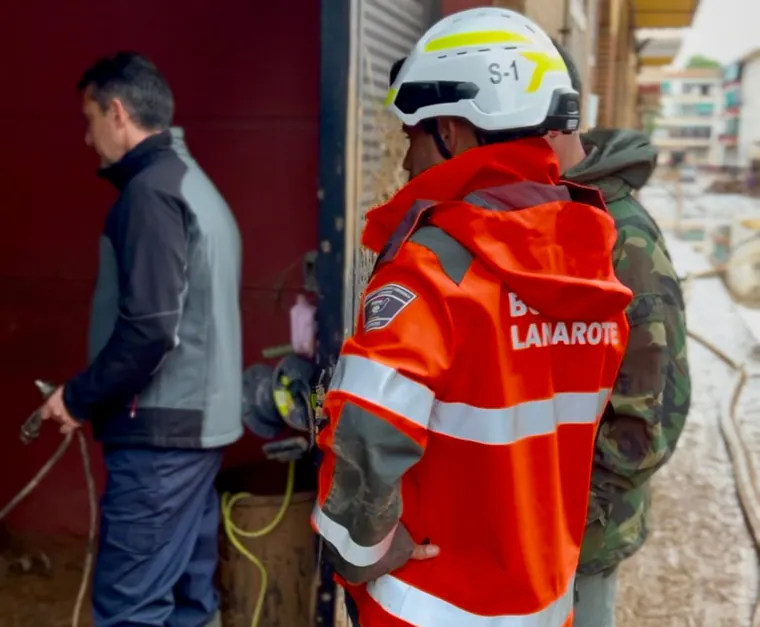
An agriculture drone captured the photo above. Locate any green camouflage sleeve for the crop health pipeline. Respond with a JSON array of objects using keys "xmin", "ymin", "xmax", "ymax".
[{"xmin": 593, "ymin": 204, "xmax": 691, "ymax": 491}]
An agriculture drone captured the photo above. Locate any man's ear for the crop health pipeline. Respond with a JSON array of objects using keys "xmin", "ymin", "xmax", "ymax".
[
  {"xmin": 441, "ymin": 117, "xmax": 478, "ymax": 154},
  {"xmin": 109, "ymin": 98, "xmax": 130, "ymax": 129},
  {"xmin": 437, "ymin": 117, "xmax": 454, "ymax": 144}
]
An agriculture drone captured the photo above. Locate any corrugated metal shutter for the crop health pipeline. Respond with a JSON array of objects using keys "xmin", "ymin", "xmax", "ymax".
[{"xmin": 343, "ymin": 0, "xmax": 438, "ymax": 332}]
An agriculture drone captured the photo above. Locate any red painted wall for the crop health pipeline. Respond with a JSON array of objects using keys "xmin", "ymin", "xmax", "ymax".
[{"xmin": 0, "ymin": 1, "xmax": 320, "ymax": 536}]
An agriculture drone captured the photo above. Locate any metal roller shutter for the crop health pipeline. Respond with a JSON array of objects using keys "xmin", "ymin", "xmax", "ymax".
[{"xmin": 343, "ymin": 0, "xmax": 439, "ymax": 332}]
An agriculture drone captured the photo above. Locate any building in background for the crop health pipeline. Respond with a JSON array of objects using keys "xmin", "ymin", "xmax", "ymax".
[
  {"xmin": 718, "ymin": 48, "xmax": 760, "ymax": 178},
  {"xmin": 737, "ymin": 49, "xmax": 760, "ymax": 175},
  {"xmin": 638, "ymin": 79, "xmax": 662, "ymax": 135},
  {"xmin": 644, "ymin": 68, "xmax": 723, "ymax": 167},
  {"xmin": 638, "ymin": 29, "xmax": 685, "ymax": 134},
  {"xmin": 638, "ymin": 28, "xmax": 685, "ymax": 68},
  {"xmin": 721, "ymin": 59, "xmax": 743, "ymax": 170}
]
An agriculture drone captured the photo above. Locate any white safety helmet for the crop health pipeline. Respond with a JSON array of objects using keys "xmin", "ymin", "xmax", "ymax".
[{"xmin": 386, "ymin": 7, "xmax": 580, "ymax": 135}]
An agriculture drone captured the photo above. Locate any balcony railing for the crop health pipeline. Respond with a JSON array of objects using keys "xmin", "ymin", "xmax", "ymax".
[
  {"xmin": 652, "ymin": 136, "xmax": 713, "ymax": 148},
  {"xmin": 665, "ymin": 92, "xmax": 717, "ymax": 103},
  {"xmin": 656, "ymin": 117, "xmax": 715, "ymax": 126}
]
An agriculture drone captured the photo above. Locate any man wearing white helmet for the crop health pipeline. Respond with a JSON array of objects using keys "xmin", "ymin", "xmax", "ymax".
[{"xmin": 312, "ymin": 8, "xmax": 633, "ymax": 627}]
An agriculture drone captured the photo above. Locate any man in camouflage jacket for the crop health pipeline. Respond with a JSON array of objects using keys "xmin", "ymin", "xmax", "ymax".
[{"xmin": 548, "ymin": 43, "xmax": 691, "ymax": 627}]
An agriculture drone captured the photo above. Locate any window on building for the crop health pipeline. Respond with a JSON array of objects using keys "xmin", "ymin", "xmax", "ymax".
[
  {"xmin": 679, "ymin": 104, "xmax": 713, "ymax": 117},
  {"xmin": 683, "ymin": 83, "xmax": 713, "ymax": 97},
  {"xmin": 725, "ymin": 91, "xmax": 741, "ymax": 108},
  {"xmin": 723, "ymin": 63, "xmax": 743, "ymax": 84},
  {"xmin": 693, "ymin": 148, "xmax": 709, "ymax": 162},
  {"xmin": 670, "ymin": 126, "xmax": 712, "ymax": 139},
  {"xmin": 725, "ymin": 118, "xmax": 740, "ymax": 136}
]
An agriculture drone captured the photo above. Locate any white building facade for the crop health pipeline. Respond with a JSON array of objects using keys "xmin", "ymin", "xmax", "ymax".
[
  {"xmin": 738, "ymin": 50, "xmax": 760, "ymax": 171},
  {"xmin": 649, "ymin": 68, "xmax": 724, "ymax": 167}
]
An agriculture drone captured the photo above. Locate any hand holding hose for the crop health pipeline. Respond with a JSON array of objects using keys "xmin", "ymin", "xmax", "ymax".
[{"xmin": 39, "ymin": 386, "xmax": 83, "ymax": 435}]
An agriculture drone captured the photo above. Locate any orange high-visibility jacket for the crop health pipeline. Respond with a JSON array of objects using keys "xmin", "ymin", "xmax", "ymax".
[{"xmin": 312, "ymin": 139, "xmax": 633, "ymax": 627}]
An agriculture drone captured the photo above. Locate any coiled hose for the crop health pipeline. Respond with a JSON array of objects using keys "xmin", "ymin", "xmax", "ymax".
[{"xmin": 220, "ymin": 459, "xmax": 296, "ymax": 627}]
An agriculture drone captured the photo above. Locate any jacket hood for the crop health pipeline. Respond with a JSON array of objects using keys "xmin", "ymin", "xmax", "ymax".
[
  {"xmin": 562, "ymin": 129, "xmax": 658, "ymax": 202},
  {"xmin": 363, "ymin": 140, "xmax": 631, "ymax": 321}
]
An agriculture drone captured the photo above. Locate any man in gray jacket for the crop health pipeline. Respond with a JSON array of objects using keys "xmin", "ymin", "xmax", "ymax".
[{"xmin": 39, "ymin": 51, "xmax": 242, "ymax": 627}]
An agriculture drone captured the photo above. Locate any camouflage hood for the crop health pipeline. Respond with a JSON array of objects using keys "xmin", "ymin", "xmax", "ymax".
[{"xmin": 563, "ymin": 129, "xmax": 658, "ymax": 203}]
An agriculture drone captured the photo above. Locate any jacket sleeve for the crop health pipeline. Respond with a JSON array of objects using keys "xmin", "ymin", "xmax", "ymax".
[
  {"xmin": 63, "ymin": 184, "xmax": 188, "ymax": 420},
  {"xmin": 593, "ymin": 218, "xmax": 691, "ymax": 491},
  {"xmin": 311, "ymin": 263, "xmax": 453, "ymax": 584}
]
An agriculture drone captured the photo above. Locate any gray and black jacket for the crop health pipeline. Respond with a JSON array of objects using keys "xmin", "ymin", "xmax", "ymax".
[{"xmin": 63, "ymin": 129, "xmax": 243, "ymax": 449}]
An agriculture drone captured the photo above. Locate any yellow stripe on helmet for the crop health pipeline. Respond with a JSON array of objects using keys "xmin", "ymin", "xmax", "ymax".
[
  {"xmin": 424, "ymin": 30, "xmax": 532, "ymax": 53},
  {"xmin": 384, "ymin": 87, "xmax": 398, "ymax": 107},
  {"xmin": 520, "ymin": 51, "xmax": 567, "ymax": 93}
]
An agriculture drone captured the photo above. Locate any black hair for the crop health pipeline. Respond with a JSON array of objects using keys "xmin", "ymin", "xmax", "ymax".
[
  {"xmin": 390, "ymin": 57, "xmax": 406, "ymax": 85},
  {"xmin": 550, "ymin": 38, "xmax": 583, "ymax": 95},
  {"xmin": 77, "ymin": 52, "xmax": 175, "ymax": 131}
]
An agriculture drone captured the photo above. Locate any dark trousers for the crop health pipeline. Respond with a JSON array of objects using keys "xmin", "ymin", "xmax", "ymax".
[
  {"xmin": 93, "ymin": 445, "xmax": 224, "ymax": 627},
  {"xmin": 345, "ymin": 591, "xmax": 361, "ymax": 627}
]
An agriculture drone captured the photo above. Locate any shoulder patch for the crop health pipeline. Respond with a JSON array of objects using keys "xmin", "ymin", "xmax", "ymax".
[{"xmin": 363, "ymin": 283, "xmax": 417, "ymax": 332}]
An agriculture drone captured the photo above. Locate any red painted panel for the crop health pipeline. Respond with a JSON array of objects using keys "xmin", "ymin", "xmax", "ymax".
[
  {"xmin": 0, "ymin": 1, "xmax": 320, "ymax": 535},
  {"xmin": 442, "ymin": 0, "xmax": 493, "ymax": 15}
]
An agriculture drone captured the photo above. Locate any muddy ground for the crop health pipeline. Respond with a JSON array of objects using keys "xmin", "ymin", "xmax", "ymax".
[
  {"xmin": 0, "ymin": 532, "xmax": 92, "ymax": 627},
  {"xmin": 615, "ymin": 228, "xmax": 760, "ymax": 626}
]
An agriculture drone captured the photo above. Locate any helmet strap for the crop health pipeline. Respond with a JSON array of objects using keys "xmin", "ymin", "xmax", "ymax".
[
  {"xmin": 422, "ymin": 119, "xmax": 453, "ymax": 160},
  {"xmin": 432, "ymin": 130, "xmax": 453, "ymax": 161}
]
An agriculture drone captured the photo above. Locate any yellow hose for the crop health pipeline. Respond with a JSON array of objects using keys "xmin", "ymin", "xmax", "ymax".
[{"xmin": 221, "ymin": 460, "xmax": 296, "ymax": 627}]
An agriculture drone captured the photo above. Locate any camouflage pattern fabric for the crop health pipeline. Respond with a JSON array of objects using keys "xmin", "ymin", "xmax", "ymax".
[{"xmin": 563, "ymin": 129, "xmax": 691, "ymax": 576}]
